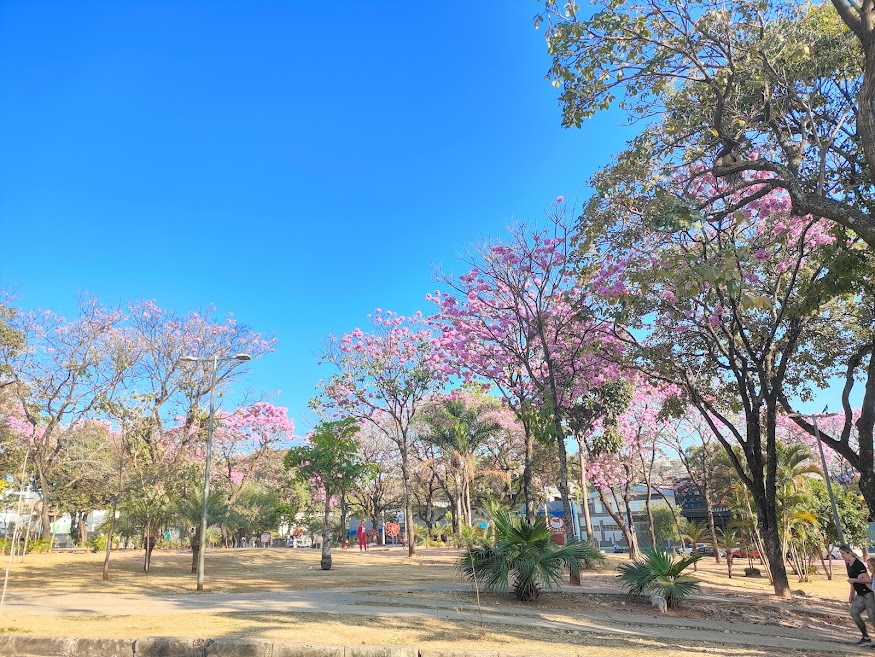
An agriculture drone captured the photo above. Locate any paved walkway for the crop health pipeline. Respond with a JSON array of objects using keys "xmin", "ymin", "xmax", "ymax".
[{"xmin": 1, "ymin": 583, "xmax": 865, "ymax": 655}]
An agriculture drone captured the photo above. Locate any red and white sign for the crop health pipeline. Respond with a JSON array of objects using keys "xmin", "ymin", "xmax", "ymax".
[
  {"xmin": 548, "ymin": 516, "xmax": 566, "ymax": 545},
  {"xmin": 385, "ymin": 522, "xmax": 401, "ymax": 538}
]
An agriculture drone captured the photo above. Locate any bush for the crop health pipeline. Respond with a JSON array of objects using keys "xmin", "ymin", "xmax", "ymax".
[
  {"xmin": 744, "ymin": 567, "xmax": 762, "ymax": 577},
  {"xmin": 618, "ymin": 548, "xmax": 701, "ymax": 609},
  {"xmin": 458, "ymin": 511, "xmax": 604, "ymax": 602},
  {"xmin": 0, "ymin": 537, "xmax": 52, "ymax": 555},
  {"xmin": 88, "ymin": 535, "xmax": 107, "ymax": 553}
]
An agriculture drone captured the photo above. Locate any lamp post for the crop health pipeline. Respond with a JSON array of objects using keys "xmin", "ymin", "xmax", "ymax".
[
  {"xmin": 790, "ymin": 407, "xmax": 844, "ymax": 546},
  {"xmin": 179, "ymin": 352, "xmax": 251, "ymax": 591}
]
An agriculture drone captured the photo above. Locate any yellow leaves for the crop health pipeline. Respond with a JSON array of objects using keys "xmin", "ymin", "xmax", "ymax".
[{"xmin": 552, "ymin": 80, "xmax": 561, "ymax": 88}]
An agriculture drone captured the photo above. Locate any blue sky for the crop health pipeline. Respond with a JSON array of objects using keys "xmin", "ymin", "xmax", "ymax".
[{"xmin": 0, "ymin": 2, "xmax": 850, "ymax": 432}]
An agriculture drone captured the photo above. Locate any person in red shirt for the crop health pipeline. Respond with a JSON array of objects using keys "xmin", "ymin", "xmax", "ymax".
[{"xmin": 357, "ymin": 523, "xmax": 368, "ymax": 551}]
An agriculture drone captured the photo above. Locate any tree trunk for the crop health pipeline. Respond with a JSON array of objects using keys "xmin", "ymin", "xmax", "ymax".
[
  {"xmin": 454, "ymin": 473, "xmax": 464, "ymax": 530},
  {"xmin": 102, "ymin": 499, "xmax": 117, "ymax": 581},
  {"xmin": 37, "ymin": 467, "xmax": 51, "ymax": 540},
  {"xmin": 578, "ymin": 441, "xmax": 595, "ymax": 544},
  {"xmin": 703, "ymin": 481, "xmax": 720, "ymax": 564},
  {"xmin": 523, "ymin": 425, "xmax": 535, "ymax": 524},
  {"xmin": 464, "ymin": 474, "xmax": 473, "ymax": 528},
  {"xmin": 643, "ymin": 477, "xmax": 657, "ymax": 550},
  {"xmin": 622, "ymin": 487, "xmax": 640, "ymax": 559},
  {"xmin": 400, "ymin": 440, "xmax": 415, "ymax": 557},
  {"xmin": 321, "ymin": 494, "xmax": 332, "ymax": 570},
  {"xmin": 339, "ymin": 493, "xmax": 349, "ymax": 548},
  {"xmin": 190, "ymin": 526, "xmax": 200, "ymax": 574},
  {"xmin": 554, "ymin": 417, "xmax": 580, "ymax": 585},
  {"xmin": 856, "ymin": 346, "xmax": 875, "ymax": 518},
  {"xmin": 753, "ymin": 489, "xmax": 790, "ymax": 597},
  {"xmin": 143, "ymin": 516, "xmax": 151, "ymax": 573},
  {"xmin": 858, "ymin": 43, "xmax": 875, "ymax": 228},
  {"xmin": 598, "ymin": 488, "xmax": 638, "ymax": 558}
]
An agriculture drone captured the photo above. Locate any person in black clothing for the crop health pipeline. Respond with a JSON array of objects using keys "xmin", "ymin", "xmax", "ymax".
[{"xmin": 840, "ymin": 544, "xmax": 875, "ymax": 646}]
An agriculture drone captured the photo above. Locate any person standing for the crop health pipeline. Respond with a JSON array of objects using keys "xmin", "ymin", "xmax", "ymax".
[
  {"xmin": 840, "ymin": 545, "xmax": 875, "ymax": 646},
  {"xmin": 357, "ymin": 522, "xmax": 368, "ymax": 551}
]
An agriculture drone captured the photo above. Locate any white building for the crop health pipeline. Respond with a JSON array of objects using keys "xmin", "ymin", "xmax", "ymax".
[{"xmin": 586, "ymin": 485, "xmax": 676, "ymax": 548}]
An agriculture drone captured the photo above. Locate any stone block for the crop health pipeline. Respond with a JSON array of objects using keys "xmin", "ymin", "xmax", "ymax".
[
  {"xmin": 71, "ymin": 638, "xmax": 134, "ymax": 657},
  {"xmin": 344, "ymin": 647, "xmax": 417, "ymax": 657},
  {"xmin": 419, "ymin": 650, "xmax": 498, "ymax": 657},
  {"xmin": 133, "ymin": 637, "xmax": 209, "ymax": 657},
  {"xmin": 0, "ymin": 635, "xmax": 15, "ymax": 655},
  {"xmin": 9, "ymin": 636, "xmax": 76, "ymax": 656},
  {"xmin": 271, "ymin": 643, "xmax": 344, "ymax": 657},
  {"xmin": 203, "ymin": 639, "xmax": 272, "ymax": 657}
]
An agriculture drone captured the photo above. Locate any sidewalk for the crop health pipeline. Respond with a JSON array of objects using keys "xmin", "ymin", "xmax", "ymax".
[{"xmin": 1, "ymin": 583, "xmax": 863, "ymax": 655}]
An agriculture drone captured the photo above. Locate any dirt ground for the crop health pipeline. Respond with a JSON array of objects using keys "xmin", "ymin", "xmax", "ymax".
[
  {"xmin": 0, "ymin": 547, "xmax": 859, "ymax": 657},
  {"xmin": 2, "ymin": 545, "xmax": 458, "ymax": 595}
]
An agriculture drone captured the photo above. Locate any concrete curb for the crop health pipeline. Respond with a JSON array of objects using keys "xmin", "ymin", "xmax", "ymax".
[
  {"xmin": 0, "ymin": 632, "xmax": 853, "ymax": 657},
  {"xmin": 0, "ymin": 636, "xmax": 425, "ymax": 657}
]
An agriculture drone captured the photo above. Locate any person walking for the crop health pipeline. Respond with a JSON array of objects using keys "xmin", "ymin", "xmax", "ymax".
[
  {"xmin": 357, "ymin": 522, "xmax": 368, "ymax": 552},
  {"xmin": 840, "ymin": 545, "xmax": 875, "ymax": 646}
]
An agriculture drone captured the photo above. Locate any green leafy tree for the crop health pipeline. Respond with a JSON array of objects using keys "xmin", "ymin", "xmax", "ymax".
[
  {"xmin": 174, "ymin": 490, "xmax": 229, "ymax": 574},
  {"xmin": 810, "ymin": 478, "xmax": 869, "ymax": 551},
  {"xmin": 715, "ymin": 527, "xmax": 741, "ymax": 579},
  {"xmin": 458, "ymin": 510, "xmax": 603, "ymax": 601},
  {"xmin": 284, "ymin": 418, "xmax": 377, "ymax": 571},
  {"xmin": 417, "ymin": 391, "xmax": 503, "ymax": 531},
  {"xmin": 680, "ymin": 521, "xmax": 710, "ymax": 572},
  {"xmin": 651, "ymin": 504, "xmax": 679, "ymax": 547},
  {"xmin": 537, "ymin": 0, "xmax": 875, "ymax": 248}
]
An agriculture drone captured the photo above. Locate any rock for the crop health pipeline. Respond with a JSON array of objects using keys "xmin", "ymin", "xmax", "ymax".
[
  {"xmin": 204, "ymin": 638, "xmax": 272, "ymax": 657},
  {"xmin": 134, "ymin": 636, "xmax": 210, "ymax": 657},
  {"xmin": 272, "ymin": 643, "xmax": 343, "ymax": 657}
]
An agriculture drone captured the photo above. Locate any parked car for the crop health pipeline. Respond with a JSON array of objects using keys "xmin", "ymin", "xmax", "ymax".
[{"xmin": 728, "ymin": 548, "xmax": 761, "ymax": 559}]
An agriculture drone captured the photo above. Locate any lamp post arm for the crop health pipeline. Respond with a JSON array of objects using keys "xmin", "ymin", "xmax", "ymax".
[{"xmin": 813, "ymin": 417, "xmax": 846, "ymax": 546}]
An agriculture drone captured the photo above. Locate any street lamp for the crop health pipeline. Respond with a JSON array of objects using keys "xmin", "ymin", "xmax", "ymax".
[
  {"xmin": 789, "ymin": 406, "xmax": 844, "ymax": 545},
  {"xmin": 179, "ymin": 352, "xmax": 251, "ymax": 591}
]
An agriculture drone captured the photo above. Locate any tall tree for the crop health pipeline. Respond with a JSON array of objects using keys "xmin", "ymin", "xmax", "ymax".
[
  {"xmin": 433, "ymin": 204, "xmax": 621, "ymax": 580},
  {"xmin": 417, "ymin": 391, "xmax": 503, "ymax": 528},
  {"xmin": 315, "ymin": 310, "xmax": 442, "ymax": 557},
  {"xmin": 284, "ymin": 418, "xmax": 376, "ymax": 570},
  {"xmin": 1, "ymin": 297, "xmax": 127, "ymax": 537},
  {"xmin": 538, "ymin": 0, "xmax": 875, "ymax": 247},
  {"xmin": 589, "ymin": 179, "xmax": 848, "ymax": 597}
]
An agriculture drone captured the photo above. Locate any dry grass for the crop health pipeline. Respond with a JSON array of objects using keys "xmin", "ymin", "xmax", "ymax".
[
  {"xmin": 0, "ymin": 611, "xmax": 803, "ymax": 657},
  {"xmin": 3, "ymin": 546, "xmax": 459, "ymax": 595},
  {"xmin": 0, "ymin": 546, "xmax": 854, "ymax": 657}
]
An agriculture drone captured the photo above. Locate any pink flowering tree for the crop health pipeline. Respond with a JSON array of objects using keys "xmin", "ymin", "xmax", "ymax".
[
  {"xmin": 586, "ymin": 384, "xmax": 674, "ymax": 558},
  {"xmin": 591, "ymin": 174, "xmax": 853, "ymax": 597},
  {"xmin": 0, "ymin": 296, "xmax": 126, "ymax": 537},
  {"xmin": 213, "ymin": 402, "xmax": 295, "ymax": 543},
  {"xmin": 95, "ymin": 301, "xmax": 274, "ymax": 571},
  {"xmin": 123, "ymin": 300, "xmax": 276, "ymax": 459},
  {"xmin": 432, "ymin": 202, "xmax": 621, "ymax": 569},
  {"xmin": 314, "ymin": 310, "xmax": 443, "ymax": 556}
]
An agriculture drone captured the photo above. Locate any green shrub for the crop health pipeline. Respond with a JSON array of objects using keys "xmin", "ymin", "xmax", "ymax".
[
  {"xmin": 618, "ymin": 548, "xmax": 701, "ymax": 608},
  {"xmin": 88, "ymin": 535, "xmax": 107, "ymax": 553},
  {"xmin": 458, "ymin": 511, "xmax": 604, "ymax": 601}
]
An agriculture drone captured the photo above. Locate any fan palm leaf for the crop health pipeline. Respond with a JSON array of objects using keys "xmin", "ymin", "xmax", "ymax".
[{"xmin": 458, "ymin": 510, "xmax": 603, "ymax": 601}]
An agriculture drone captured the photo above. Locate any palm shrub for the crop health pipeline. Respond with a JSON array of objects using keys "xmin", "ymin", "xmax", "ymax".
[
  {"xmin": 457, "ymin": 511, "xmax": 603, "ymax": 601},
  {"xmin": 618, "ymin": 548, "xmax": 701, "ymax": 608}
]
